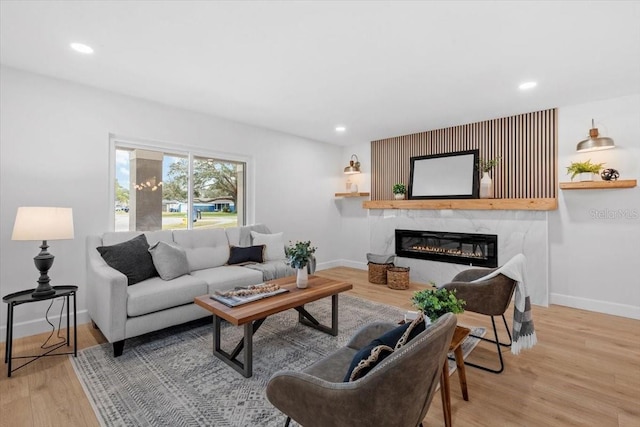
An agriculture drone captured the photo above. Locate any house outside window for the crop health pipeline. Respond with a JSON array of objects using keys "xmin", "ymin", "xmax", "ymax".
[{"xmin": 112, "ymin": 139, "xmax": 246, "ymax": 232}]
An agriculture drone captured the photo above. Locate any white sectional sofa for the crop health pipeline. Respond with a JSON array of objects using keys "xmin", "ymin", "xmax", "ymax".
[{"xmin": 86, "ymin": 224, "xmax": 297, "ymax": 356}]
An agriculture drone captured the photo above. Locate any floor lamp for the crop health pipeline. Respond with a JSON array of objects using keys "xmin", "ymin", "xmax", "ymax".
[{"xmin": 11, "ymin": 207, "xmax": 75, "ymax": 297}]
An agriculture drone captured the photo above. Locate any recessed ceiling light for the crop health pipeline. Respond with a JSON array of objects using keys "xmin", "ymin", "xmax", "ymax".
[
  {"xmin": 335, "ymin": 126, "xmax": 346, "ymax": 132},
  {"xmin": 519, "ymin": 81, "xmax": 537, "ymax": 90},
  {"xmin": 70, "ymin": 43, "xmax": 94, "ymax": 54}
]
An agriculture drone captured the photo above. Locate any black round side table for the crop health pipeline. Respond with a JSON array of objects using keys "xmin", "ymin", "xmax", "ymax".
[{"xmin": 3, "ymin": 285, "xmax": 77, "ymax": 377}]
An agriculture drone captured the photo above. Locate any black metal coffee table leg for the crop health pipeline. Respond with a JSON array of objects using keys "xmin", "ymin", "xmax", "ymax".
[
  {"xmin": 296, "ymin": 294, "xmax": 339, "ymax": 336},
  {"xmin": 212, "ymin": 315, "xmax": 265, "ymax": 378}
]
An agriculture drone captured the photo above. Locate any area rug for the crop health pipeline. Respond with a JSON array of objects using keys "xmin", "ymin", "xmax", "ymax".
[{"xmin": 71, "ymin": 295, "xmax": 484, "ymax": 427}]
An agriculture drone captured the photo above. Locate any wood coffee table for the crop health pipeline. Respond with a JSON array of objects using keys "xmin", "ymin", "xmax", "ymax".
[{"xmin": 194, "ymin": 275, "xmax": 353, "ymax": 378}]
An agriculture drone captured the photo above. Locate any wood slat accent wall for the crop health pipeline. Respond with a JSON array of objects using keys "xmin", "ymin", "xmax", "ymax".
[{"xmin": 371, "ymin": 108, "xmax": 558, "ymax": 200}]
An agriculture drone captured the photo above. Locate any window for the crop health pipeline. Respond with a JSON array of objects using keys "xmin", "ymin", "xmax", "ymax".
[{"xmin": 112, "ymin": 139, "xmax": 246, "ymax": 232}]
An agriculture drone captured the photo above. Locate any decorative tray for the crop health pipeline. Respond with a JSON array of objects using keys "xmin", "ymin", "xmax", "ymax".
[{"xmin": 210, "ymin": 283, "xmax": 288, "ymax": 307}]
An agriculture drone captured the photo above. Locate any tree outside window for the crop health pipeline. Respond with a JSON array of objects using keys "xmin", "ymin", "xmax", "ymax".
[{"xmin": 113, "ymin": 146, "xmax": 245, "ymax": 232}]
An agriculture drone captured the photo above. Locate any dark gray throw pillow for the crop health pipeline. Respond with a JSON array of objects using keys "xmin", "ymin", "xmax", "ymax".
[
  {"xmin": 97, "ymin": 234, "xmax": 158, "ymax": 285},
  {"xmin": 228, "ymin": 245, "xmax": 265, "ymax": 265},
  {"xmin": 148, "ymin": 241, "xmax": 190, "ymax": 280}
]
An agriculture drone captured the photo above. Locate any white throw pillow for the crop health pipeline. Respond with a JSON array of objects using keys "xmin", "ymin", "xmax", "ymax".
[{"xmin": 250, "ymin": 231, "xmax": 286, "ymax": 261}]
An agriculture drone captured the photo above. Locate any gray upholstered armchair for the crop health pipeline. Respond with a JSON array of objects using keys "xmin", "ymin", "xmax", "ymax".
[
  {"xmin": 266, "ymin": 313, "xmax": 457, "ymax": 427},
  {"xmin": 441, "ymin": 267, "xmax": 517, "ymax": 373}
]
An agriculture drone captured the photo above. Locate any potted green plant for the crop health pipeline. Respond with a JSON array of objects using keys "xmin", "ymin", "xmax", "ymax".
[
  {"xmin": 285, "ymin": 241, "xmax": 316, "ymax": 288},
  {"xmin": 566, "ymin": 159, "xmax": 605, "ymax": 181},
  {"xmin": 392, "ymin": 183, "xmax": 406, "ymax": 200},
  {"xmin": 478, "ymin": 156, "xmax": 501, "ymax": 174},
  {"xmin": 411, "ymin": 287, "xmax": 466, "ymax": 323},
  {"xmin": 478, "ymin": 157, "xmax": 501, "ymax": 198}
]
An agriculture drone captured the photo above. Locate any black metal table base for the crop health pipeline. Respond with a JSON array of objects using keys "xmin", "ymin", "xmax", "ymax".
[
  {"xmin": 3, "ymin": 286, "xmax": 77, "ymax": 377},
  {"xmin": 213, "ymin": 294, "xmax": 340, "ymax": 378}
]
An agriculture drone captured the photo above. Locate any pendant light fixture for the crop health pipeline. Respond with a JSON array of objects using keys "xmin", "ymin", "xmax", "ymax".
[
  {"xmin": 343, "ymin": 154, "xmax": 361, "ymax": 174},
  {"xmin": 576, "ymin": 119, "xmax": 615, "ymax": 152}
]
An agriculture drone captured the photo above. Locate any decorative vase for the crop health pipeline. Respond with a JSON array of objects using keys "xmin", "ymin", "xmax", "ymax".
[
  {"xmin": 480, "ymin": 172, "xmax": 494, "ymax": 198},
  {"xmin": 578, "ymin": 172, "xmax": 594, "ymax": 182},
  {"xmin": 296, "ymin": 267, "xmax": 308, "ymax": 288},
  {"xmin": 394, "ymin": 193, "xmax": 405, "ymax": 200}
]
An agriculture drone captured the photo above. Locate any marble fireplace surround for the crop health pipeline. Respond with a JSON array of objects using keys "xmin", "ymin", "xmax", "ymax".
[{"xmin": 369, "ymin": 209, "xmax": 549, "ymax": 306}]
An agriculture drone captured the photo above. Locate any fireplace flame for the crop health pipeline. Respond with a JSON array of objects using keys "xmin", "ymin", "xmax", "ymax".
[{"xmin": 409, "ymin": 245, "xmax": 485, "ymax": 259}]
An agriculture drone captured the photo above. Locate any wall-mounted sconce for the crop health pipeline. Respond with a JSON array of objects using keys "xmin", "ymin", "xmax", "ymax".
[
  {"xmin": 576, "ymin": 119, "xmax": 615, "ymax": 152},
  {"xmin": 343, "ymin": 154, "xmax": 361, "ymax": 174}
]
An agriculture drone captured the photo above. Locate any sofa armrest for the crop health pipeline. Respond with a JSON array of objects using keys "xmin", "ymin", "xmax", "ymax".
[{"xmin": 86, "ymin": 235, "xmax": 128, "ymax": 342}]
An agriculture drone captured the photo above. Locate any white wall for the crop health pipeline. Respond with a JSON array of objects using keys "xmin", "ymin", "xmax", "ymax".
[
  {"xmin": 336, "ymin": 142, "xmax": 372, "ymax": 269},
  {"xmin": 340, "ymin": 94, "xmax": 640, "ymax": 319},
  {"xmin": 0, "ymin": 66, "xmax": 344, "ymax": 339},
  {"xmin": 550, "ymin": 94, "xmax": 640, "ymax": 319}
]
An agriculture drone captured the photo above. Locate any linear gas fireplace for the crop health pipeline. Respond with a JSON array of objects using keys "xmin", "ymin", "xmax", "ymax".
[{"xmin": 395, "ymin": 229, "xmax": 498, "ymax": 268}]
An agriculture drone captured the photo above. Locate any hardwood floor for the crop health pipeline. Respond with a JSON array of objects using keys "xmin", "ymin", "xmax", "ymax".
[{"xmin": 1, "ymin": 266, "xmax": 638, "ymax": 426}]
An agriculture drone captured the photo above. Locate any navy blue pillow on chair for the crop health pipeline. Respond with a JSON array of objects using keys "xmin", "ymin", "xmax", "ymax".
[{"xmin": 344, "ymin": 312, "xmax": 426, "ymax": 381}]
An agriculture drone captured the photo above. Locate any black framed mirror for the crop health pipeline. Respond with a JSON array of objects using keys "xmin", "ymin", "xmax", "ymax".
[{"xmin": 409, "ymin": 149, "xmax": 479, "ymax": 199}]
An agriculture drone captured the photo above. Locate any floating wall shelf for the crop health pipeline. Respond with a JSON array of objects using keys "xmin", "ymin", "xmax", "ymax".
[
  {"xmin": 363, "ymin": 198, "xmax": 557, "ymax": 211},
  {"xmin": 559, "ymin": 179, "xmax": 637, "ymax": 190},
  {"xmin": 335, "ymin": 192, "xmax": 370, "ymax": 198}
]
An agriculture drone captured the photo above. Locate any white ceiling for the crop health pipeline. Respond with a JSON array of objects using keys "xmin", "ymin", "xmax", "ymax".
[{"xmin": 1, "ymin": 1, "xmax": 639, "ymax": 146}]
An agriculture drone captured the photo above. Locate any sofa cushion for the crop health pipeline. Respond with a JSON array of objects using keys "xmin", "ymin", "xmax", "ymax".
[
  {"xmin": 127, "ymin": 274, "xmax": 208, "ymax": 317},
  {"xmin": 250, "ymin": 231, "xmax": 286, "ymax": 261},
  {"xmin": 97, "ymin": 234, "xmax": 158, "ymax": 285},
  {"xmin": 173, "ymin": 228, "xmax": 230, "ymax": 271},
  {"xmin": 344, "ymin": 312, "xmax": 426, "ymax": 381},
  {"xmin": 225, "ymin": 224, "xmax": 271, "ymax": 247},
  {"xmin": 191, "ymin": 265, "xmax": 263, "ymax": 293},
  {"xmin": 228, "ymin": 245, "xmax": 265, "ymax": 265},
  {"xmin": 148, "ymin": 241, "xmax": 190, "ymax": 280},
  {"xmin": 102, "ymin": 230, "xmax": 173, "ymax": 247}
]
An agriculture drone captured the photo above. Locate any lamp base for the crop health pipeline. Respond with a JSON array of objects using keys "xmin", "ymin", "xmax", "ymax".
[
  {"xmin": 32, "ymin": 285, "xmax": 56, "ymax": 298},
  {"xmin": 32, "ymin": 240, "xmax": 56, "ymax": 298}
]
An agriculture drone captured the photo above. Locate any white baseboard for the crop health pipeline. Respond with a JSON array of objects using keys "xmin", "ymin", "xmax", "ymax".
[
  {"xmin": 0, "ymin": 309, "xmax": 91, "ymax": 343},
  {"xmin": 550, "ymin": 293, "xmax": 640, "ymax": 320}
]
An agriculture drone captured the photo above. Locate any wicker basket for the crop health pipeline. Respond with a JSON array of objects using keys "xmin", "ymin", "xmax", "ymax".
[
  {"xmin": 368, "ymin": 262, "xmax": 393, "ymax": 284},
  {"xmin": 387, "ymin": 266, "xmax": 410, "ymax": 290}
]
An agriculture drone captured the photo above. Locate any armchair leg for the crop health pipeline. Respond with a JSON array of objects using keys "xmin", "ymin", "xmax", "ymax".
[
  {"xmin": 284, "ymin": 416, "xmax": 291, "ymax": 427},
  {"xmin": 464, "ymin": 314, "xmax": 512, "ymax": 374}
]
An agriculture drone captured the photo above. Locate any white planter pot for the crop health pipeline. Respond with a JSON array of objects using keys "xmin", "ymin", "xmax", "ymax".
[
  {"xmin": 296, "ymin": 268, "xmax": 308, "ymax": 288},
  {"xmin": 394, "ymin": 193, "xmax": 405, "ymax": 200},
  {"xmin": 480, "ymin": 172, "xmax": 494, "ymax": 198},
  {"xmin": 578, "ymin": 172, "xmax": 594, "ymax": 182}
]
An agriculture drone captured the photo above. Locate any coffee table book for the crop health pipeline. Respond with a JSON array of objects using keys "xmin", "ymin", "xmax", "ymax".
[{"xmin": 211, "ymin": 285, "xmax": 289, "ymax": 307}]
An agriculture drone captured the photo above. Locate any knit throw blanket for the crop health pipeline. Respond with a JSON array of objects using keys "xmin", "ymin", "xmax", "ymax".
[{"xmin": 471, "ymin": 253, "xmax": 537, "ymax": 355}]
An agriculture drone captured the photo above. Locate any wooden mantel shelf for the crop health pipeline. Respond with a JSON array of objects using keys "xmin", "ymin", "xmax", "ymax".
[
  {"xmin": 559, "ymin": 179, "xmax": 637, "ymax": 190},
  {"xmin": 363, "ymin": 198, "xmax": 557, "ymax": 211}
]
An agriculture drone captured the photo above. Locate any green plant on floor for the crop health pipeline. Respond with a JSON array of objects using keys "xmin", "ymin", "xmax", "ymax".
[
  {"xmin": 411, "ymin": 287, "xmax": 466, "ymax": 322},
  {"xmin": 478, "ymin": 156, "xmax": 501, "ymax": 173},
  {"xmin": 285, "ymin": 241, "xmax": 316, "ymax": 269},
  {"xmin": 392, "ymin": 183, "xmax": 406, "ymax": 194},
  {"xmin": 566, "ymin": 159, "xmax": 605, "ymax": 180}
]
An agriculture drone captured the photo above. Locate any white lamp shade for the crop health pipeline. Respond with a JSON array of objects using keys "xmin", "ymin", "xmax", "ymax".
[{"xmin": 11, "ymin": 207, "xmax": 75, "ymax": 241}]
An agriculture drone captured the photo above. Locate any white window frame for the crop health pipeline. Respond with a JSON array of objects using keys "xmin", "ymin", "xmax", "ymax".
[{"xmin": 108, "ymin": 134, "xmax": 254, "ymax": 231}]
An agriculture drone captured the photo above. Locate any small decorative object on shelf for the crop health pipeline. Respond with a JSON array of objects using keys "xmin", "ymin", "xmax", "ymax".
[
  {"xmin": 478, "ymin": 157, "xmax": 500, "ymax": 198},
  {"xmin": 392, "ymin": 183, "xmax": 406, "ymax": 200},
  {"xmin": 411, "ymin": 286, "xmax": 465, "ymax": 323},
  {"xmin": 600, "ymin": 168, "xmax": 620, "ymax": 181},
  {"xmin": 566, "ymin": 159, "xmax": 605, "ymax": 181},
  {"xmin": 285, "ymin": 240, "xmax": 316, "ymax": 288}
]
